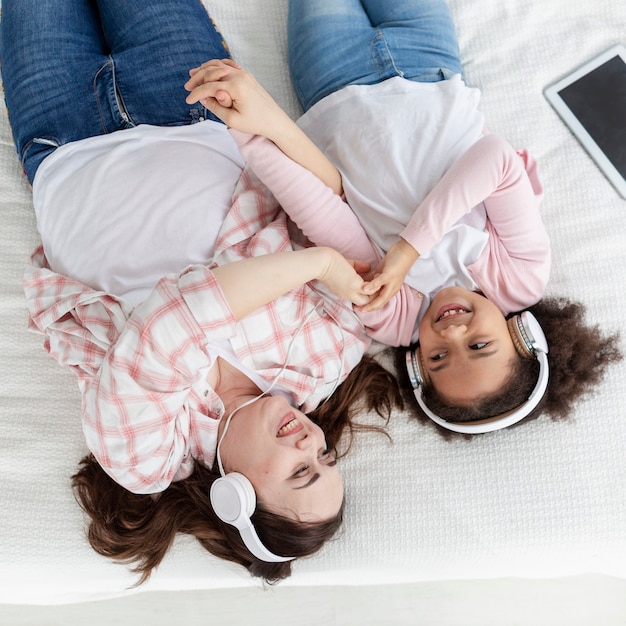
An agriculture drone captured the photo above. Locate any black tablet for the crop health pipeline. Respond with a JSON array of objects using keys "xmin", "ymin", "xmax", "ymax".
[{"xmin": 544, "ymin": 44, "xmax": 626, "ymax": 199}]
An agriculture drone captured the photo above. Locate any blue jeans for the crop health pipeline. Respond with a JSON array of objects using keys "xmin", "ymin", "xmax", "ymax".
[
  {"xmin": 288, "ymin": 0, "xmax": 463, "ymax": 112},
  {"xmin": 0, "ymin": 0, "xmax": 231, "ymax": 183}
]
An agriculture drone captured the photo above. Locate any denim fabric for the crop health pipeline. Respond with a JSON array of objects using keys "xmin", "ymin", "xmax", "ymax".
[
  {"xmin": 0, "ymin": 0, "xmax": 231, "ymax": 183},
  {"xmin": 288, "ymin": 0, "xmax": 463, "ymax": 111}
]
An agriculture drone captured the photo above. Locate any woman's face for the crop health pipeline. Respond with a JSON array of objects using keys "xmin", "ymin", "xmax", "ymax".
[
  {"xmin": 217, "ymin": 394, "xmax": 343, "ymax": 522},
  {"xmin": 418, "ymin": 287, "xmax": 517, "ymax": 405}
]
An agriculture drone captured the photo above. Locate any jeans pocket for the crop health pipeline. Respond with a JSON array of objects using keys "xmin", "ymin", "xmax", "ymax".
[
  {"xmin": 407, "ymin": 67, "xmax": 457, "ymax": 83},
  {"xmin": 21, "ymin": 136, "xmax": 61, "ymax": 182}
]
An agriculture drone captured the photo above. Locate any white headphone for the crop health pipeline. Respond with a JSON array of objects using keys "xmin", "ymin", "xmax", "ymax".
[
  {"xmin": 210, "ymin": 472, "xmax": 293, "ymax": 563},
  {"xmin": 405, "ymin": 311, "xmax": 549, "ymax": 434}
]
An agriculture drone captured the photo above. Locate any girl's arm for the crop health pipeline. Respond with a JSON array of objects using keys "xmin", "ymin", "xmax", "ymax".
[
  {"xmin": 361, "ymin": 133, "xmax": 549, "ymax": 311},
  {"xmin": 400, "ymin": 133, "xmax": 545, "ymax": 259},
  {"xmin": 229, "ymin": 130, "xmax": 380, "ymax": 266},
  {"xmin": 185, "ymin": 60, "xmax": 343, "ymax": 195},
  {"xmin": 186, "ymin": 61, "xmax": 380, "ymax": 267}
]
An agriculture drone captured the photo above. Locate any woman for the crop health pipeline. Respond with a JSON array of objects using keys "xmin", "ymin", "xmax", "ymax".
[
  {"xmin": 0, "ymin": 0, "xmax": 400, "ymax": 583},
  {"xmin": 186, "ymin": 0, "xmax": 622, "ymax": 434}
]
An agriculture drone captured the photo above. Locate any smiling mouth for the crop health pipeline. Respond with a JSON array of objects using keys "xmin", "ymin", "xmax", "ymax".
[
  {"xmin": 277, "ymin": 416, "xmax": 303, "ymax": 437},
  {"xmin": 436, "ymin": 306, "xmax": 470, "ymax": 322}
]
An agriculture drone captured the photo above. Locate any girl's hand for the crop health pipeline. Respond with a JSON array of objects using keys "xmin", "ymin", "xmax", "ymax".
[
  {"xmin": 358, "ymin": 238, "xmax": 419, "ymax": 312},
  {"xmin": 184, "ymin": 59, "xmax": 292, "ymax": 140}
]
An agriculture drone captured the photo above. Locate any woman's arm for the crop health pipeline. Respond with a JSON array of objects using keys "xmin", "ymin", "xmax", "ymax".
[
  {"xmin": 84, "ymin": 245, "xmax": 369, "ymax": 493},
  {"xmin": 211, "ymin": 246, "xmax": 371, "ymax": 319},
  {"xmin": 185, "ymin": 60, "xmax": 343, "ymax": 195}
]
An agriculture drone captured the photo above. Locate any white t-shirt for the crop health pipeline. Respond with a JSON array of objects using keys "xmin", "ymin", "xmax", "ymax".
[
  {"xmin": 33, "ymin": 121, "xmax": 245, "ymax": 306},
  {"xmin": 298, "ymin": 75, "xmax": 489, "ymax": 314}
]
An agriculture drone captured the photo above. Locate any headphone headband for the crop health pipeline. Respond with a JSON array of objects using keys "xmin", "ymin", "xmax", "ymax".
[{"xmin": 406, "ymin": 311, "xmax": 549, "ymax": 434}]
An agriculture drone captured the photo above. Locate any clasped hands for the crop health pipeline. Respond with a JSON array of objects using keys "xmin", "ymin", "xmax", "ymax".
[{"xmin": 185, "ymin": 59, "xmax": 293, "ymax": 144}]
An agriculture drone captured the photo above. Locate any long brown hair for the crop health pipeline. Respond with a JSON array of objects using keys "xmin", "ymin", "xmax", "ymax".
[
  {"xmin": 397, "ymin": 296, "xmax": 623, "ymax": 436},
  {"xmin": 72, "ymin": 355, "xmax": 402, "ymax": 584}
]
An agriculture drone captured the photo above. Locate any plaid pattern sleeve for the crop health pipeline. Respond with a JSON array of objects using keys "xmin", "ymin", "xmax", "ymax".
[{"xmin": 25, "ymin": 251, "xmax": 236, "ymax": 493}]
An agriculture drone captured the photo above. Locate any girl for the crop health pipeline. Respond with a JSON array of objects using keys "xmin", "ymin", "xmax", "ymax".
[
  {"xmin": 0, "ymin": 0, "xmax": 400, "ymax": 583},
  {"xmin": 185, "ymin": 0, "xmax": 622, "ymax": 434}
]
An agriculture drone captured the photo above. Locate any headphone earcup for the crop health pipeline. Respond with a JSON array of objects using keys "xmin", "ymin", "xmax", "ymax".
[
  {"xmin": 507, "ymin": 311, "xmax": 549, "ymax": 359},
  {"xmin": 414, "ymin": 346, "xmax": 430, "ymax": 387},
  {"xmin": 210, "ymin": 472, "xmax": 256, "ymax": 531},
  {"xmin": 209, "ymin": 472, "xmax": 294, "ymax": 563},
  {"xmin": 507, "ymin": 315, "xmax": 531, "ymax": 358},
  {"xmin": 406, "ymin": 345, "xmax": 431, "ymax": 388}
]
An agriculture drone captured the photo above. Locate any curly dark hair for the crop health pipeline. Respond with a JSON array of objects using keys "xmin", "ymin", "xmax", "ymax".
[
  {"xmin": 72, "ymin": 355, "xmax": 402, "ymax": 585},
  {"xmin": 396, "ymin": 296, "xmax": 623, "ymax": 437}
]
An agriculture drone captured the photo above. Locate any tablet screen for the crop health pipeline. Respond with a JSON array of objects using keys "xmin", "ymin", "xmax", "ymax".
[{"xmin": 557, "ymin": 55, "xmax": 626, "ymax": 179}]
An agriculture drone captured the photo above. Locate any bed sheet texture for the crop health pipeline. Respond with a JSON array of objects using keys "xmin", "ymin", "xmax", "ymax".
[{"xmin": 1, "ymin": 0, "xmax": 625, "ymax": 605}]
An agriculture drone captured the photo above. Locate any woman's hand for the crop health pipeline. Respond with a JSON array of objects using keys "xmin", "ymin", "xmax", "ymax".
[
  {"xmin": 210, "ymin": 247, "xmax": 370, "ymax": 322},
  {"xmin": 357, "ymin": 238, "xmax": 419, "ymax": 312},
  {"xmin": 318, "ymin": 248, "xmax": 371, "ymax": 307},
  {"xmin": 184, "ymin": 59, "xmax": 292, "ymax": 140}
]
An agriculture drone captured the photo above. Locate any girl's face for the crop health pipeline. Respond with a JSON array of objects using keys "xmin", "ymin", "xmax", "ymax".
[
  {"xmin": 217, "ymin": 394, "xmax": 343, "ymax": 522},
  {"xmin": 418, "ymin": 287, "xmax": 517, "ymax": 405}
]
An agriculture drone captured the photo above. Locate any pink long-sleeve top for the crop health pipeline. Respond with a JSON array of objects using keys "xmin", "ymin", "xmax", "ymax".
[{"xmin": 231, "ymin": 130, "xmax": 550, "ymax": 347}]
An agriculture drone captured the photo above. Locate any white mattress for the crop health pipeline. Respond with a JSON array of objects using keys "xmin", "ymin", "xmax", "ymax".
[{"xmin": 1, "ymin": 0, "xmax": 625, "ymax": 606}]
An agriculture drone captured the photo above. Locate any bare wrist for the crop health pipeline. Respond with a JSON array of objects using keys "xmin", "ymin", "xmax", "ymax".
[
  {"xmin": 398, "ymin": 237, "xmax": 420, "ymax": 262},
  {"xmin": 312, "ymin": 247, "xmax": 335, "ymax": 283}
]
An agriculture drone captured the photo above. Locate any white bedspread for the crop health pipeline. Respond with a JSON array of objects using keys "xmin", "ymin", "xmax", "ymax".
[{"xmin": 1, "ymin": 0, "xmax": 625, "ymax": 605}]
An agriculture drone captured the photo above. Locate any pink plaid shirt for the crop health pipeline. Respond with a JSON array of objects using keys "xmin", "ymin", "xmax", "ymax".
[{"xmin": 24, "ymin": 167, "xmax": 371, "ymax": 494}]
